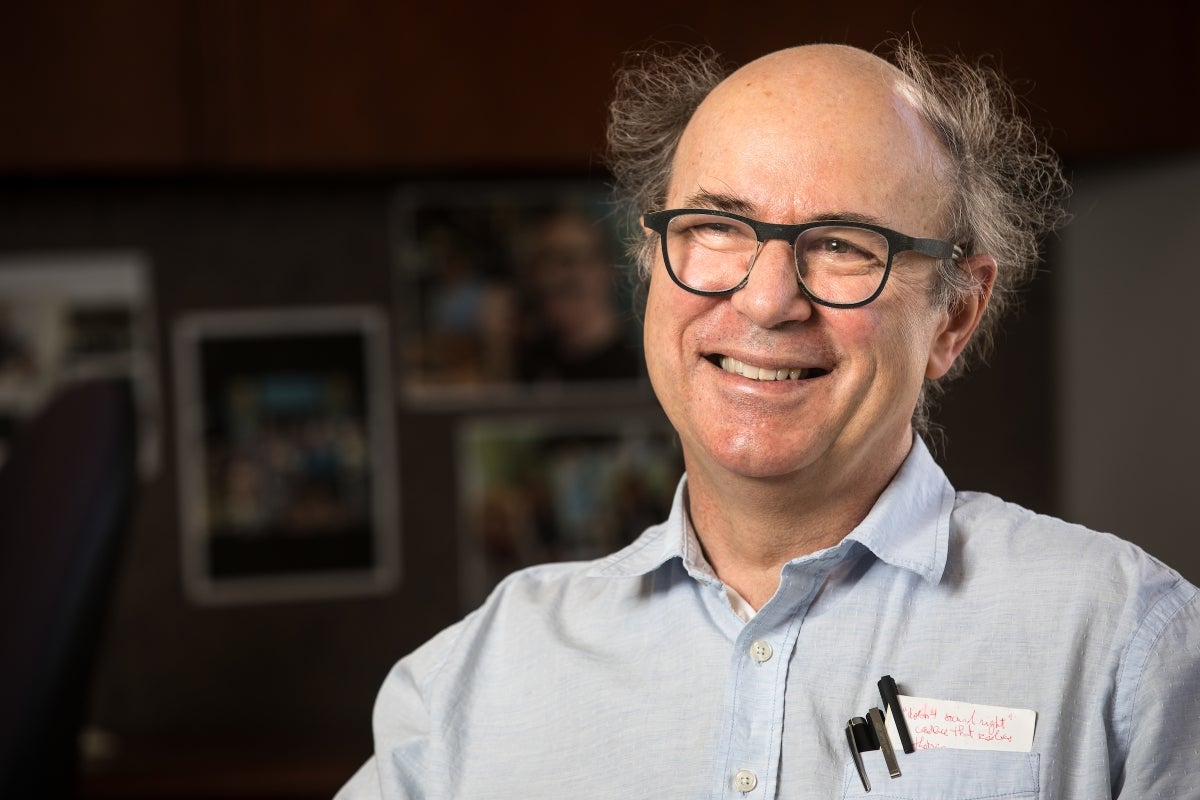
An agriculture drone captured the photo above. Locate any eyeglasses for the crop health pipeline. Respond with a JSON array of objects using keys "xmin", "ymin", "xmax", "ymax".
[{"xmin": 642, "ymin": 209, "xmax": 963, "ymax": 309}]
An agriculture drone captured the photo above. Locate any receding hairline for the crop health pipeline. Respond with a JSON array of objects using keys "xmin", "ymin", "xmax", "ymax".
[
  {"xmin": 675, "ymin": 42, "xmax": 956, "ymax": 227},
  {"xmin": 737, "ymin": 43, "xmax": 902, "ymax": 72},
  {"xmin": 707, "ymin": 43, "xmax": 923, "ymax": 115}
]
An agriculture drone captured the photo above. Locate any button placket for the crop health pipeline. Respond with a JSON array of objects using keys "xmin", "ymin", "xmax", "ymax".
[{"xmin": 716, "ymin": 572, "xmax": 820, "ymax": 799}]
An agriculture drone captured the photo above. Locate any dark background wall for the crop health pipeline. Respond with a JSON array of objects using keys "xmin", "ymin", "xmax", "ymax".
[
  {"xmin": 3, "ymin": 1, "xmax": 1198, "ymax": 172},
  {"xmin": 1, "ymin": 2, "xmax": 1197, "ymax": 797}
]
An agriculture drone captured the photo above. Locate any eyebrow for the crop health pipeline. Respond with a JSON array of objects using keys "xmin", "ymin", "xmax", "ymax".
[
  {"xmin": 677, "ymin": 190, "xmax": 890, "ymax": 228},
  {"xmin": 679, "ymin": 189, "xmax": 756, "ymax": 216}
]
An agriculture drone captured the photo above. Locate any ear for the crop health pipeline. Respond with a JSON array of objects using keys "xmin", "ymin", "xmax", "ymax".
[{"xmin": 926, "ymin": 254, "xmax": 997, "ymax": 380}]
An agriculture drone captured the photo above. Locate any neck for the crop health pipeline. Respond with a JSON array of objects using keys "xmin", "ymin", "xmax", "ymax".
[{"xmin": 685, "ymin": 433, "xmax": 913, "ymax": 610}]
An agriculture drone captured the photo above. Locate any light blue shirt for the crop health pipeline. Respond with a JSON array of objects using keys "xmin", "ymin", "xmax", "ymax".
[{"xmin": 337, "ymin": 438, "xmax": 1200, "ymax": 798}]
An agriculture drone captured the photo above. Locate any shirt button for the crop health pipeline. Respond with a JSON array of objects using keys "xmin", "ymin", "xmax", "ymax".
[
  {"xmin": 749, "ymin": 639, "xmax": 773, "ymax": 663},
  {"xmin": 733, "ymin": 769, "xmax": 758, "ymax": 792}
]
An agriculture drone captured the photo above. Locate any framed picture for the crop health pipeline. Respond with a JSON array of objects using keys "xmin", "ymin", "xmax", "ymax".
[
  {"xmin": 0, "ymin": 250, "xmax": 159, "ymax": 475},
  {"xmin": 173, "ymin": 305, "xmax": 399, "ymax": 605},
  {"xmin": 456, "ymin": 410, "xmax": 683, "ymax": 610},
  {"xmin": 390, "ymin": 180, "xmax": 647, "ymax": 404}
]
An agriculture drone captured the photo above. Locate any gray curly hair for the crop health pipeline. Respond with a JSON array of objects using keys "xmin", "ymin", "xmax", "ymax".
[{"xmin": 605, "ymin": 40, "xmax": 1070, "ymax": 432}]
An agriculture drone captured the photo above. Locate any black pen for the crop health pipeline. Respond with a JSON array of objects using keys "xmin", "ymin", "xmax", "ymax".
[{"xmin": 878, "ymin": 675, "xmax": 915, "ymax": 754}]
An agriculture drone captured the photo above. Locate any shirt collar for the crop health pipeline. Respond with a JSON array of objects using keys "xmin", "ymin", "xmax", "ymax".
[
  {"xmin": 590, "ymin": 436, "xmax": 954, "ymax": 585},
  {"xmin": 843, "ymin": 436, "xmax": 954, "ymax": 584},
  {"xmin": 589, "ymin": 478, "xmax": 697, "ymax": 579}
]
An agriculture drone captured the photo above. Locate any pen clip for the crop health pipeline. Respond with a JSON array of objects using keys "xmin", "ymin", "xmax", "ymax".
[
  {"xmin": 845, "ymin": 717, "xmax": 871, "ymax": 792},
  {"xmin": 867, "ymin": 707, "xmax": 901, "ymax": 778}
]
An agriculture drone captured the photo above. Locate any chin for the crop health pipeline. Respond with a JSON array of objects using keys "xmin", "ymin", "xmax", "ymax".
[{"xmin": 694, "ymin": 434, "xmax": 828, "ymax": 482}]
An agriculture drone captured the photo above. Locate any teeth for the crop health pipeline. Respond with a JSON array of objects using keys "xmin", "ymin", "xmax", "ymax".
[{"xmin": 720, "ymin": 356, "xmax": 810, "ymax": 381}]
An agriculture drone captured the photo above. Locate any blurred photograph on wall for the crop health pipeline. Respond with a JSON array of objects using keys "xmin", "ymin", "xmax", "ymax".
[
  {"xmin": 173, "ymin": 305, "xmax": 399, "ymax": 605},
  {"xmin": 456, "ymin": 411, "xmax": 682, "ymax": 611},
  {"xmin": 390, "ymin": 180, "xmax": 647, "ymax": 404},
  {"xmin": 0, "ymin": 250, "xmax": 159, "ymax": 475}
]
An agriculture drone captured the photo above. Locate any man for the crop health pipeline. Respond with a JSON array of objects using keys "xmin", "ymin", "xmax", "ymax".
[{"xmin": 337, "ymin": 40, "xmax": 1200, "ymax": 798}]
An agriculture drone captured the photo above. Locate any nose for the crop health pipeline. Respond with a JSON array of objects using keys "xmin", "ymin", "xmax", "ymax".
[{"xmin": 729, "ymin": 239, "xmax": 814, "ymax": 328}]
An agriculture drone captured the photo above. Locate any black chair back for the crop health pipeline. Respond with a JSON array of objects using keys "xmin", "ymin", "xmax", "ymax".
[{"xmin": 0, "ymin": 378, "xmax": 137, "ymax": 799}]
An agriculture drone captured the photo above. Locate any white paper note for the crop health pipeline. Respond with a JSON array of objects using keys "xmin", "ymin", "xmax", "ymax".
[{"xmin": 885, "ymin": 694, "xmax": 1037, "ymax": 752}]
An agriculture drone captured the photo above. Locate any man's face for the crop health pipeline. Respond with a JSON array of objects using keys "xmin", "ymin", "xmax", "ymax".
[{"xmin": 643, "ymin": 46, "xmax": 970, "ymax": 494}]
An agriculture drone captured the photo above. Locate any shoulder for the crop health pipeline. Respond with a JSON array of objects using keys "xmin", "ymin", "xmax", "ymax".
[
  {"xmin": 951, "ymin": 491, "xmax": 1186, "ymax": 583},
  {"xmin": 373, "ymin": 561, "xmax": 607, "ymax": 727},
  {"xmin": 404, "ymin": 553, "xmax": 651, "ymax": 677},
  {"xmin": 948, "ymin": 490, "xmax": 1197, "ymax": 637},
  {"xmin": 952, "ymin": 489, "xmax": 1116, "ymax": 547}
]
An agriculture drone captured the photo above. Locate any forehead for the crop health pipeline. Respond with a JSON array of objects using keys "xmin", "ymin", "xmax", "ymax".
[{"xmin": 669, "ymin": 46, "xmax": 952, "ymax": 233}]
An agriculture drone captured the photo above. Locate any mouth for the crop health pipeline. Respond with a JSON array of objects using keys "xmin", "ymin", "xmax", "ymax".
[{"xmin": 712, "ymin": 355, "xmax": 830, "ymax": 382}]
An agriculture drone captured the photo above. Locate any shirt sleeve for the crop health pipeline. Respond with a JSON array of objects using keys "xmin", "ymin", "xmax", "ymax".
[
  {"xmin": 331, "ymin": 621, "xmax": 467, "ymax": 800},
  {"xmin": 1114, "ymin": 580, "xmax": 1200, "ymax": 797}
]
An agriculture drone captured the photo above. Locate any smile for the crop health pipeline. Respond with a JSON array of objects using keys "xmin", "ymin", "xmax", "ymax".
[{"xmin": 717, "ymin": 355, "xmax": 827, "ymax": 381}]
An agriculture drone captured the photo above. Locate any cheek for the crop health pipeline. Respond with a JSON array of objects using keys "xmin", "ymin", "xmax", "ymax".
[
  {"xmin": 879, "ymin": 300, "xmax": 949, "ymax": 386},
  {"xmin": 643, "ymin": 273, "xmax": 714, "ymax": 360},
  {"xmin": 642, "ymin": 276, "xmax": 686, "ymax": 381},
  {"xmin": 833, "ymin": 298, "xmax": 937, "ymax": 391}
]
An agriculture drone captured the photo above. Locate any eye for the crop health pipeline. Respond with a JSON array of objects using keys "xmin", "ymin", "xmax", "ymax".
[
  {"xmin": 681, "ymin": 219, "xmax": 734, "ymax": 241},
  {"xmin": 818, "ymin": 238, "xmax": 866, "ymax": 256},
  {"xmin": 695, "ymin": 222, "xmax": 739, "ymax": 235},
  {"xmin": 670, "ymin": 214, "xmax": 755, "ymax": 249},
  {"xmin": 681, "ymin": 219, "xmax": 740, "ymax": 238},
  {"xmin": 800, "ymin": 227, "xmax": 889, "ymax": 265},
  {"xmin": 804, "ymin": 236, "xmax": 872, "ymax": 261}
]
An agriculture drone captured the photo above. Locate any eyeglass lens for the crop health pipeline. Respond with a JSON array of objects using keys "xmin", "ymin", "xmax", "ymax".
[{"xmin": 663, "ymin": 212, "xmax": 891, "ymax": 305}]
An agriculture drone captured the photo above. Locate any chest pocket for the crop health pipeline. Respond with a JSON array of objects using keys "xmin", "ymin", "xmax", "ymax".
[{"xmin": 841, "ymin": 750, "xmax": 1039, "ymax": 799}]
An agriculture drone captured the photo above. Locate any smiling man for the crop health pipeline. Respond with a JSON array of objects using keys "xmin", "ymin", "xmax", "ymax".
[
  {"xmin": 637, "ymin": 46, "xmax": 996, "ymax": 611},
  {"xmin": 337, "ymin": 41, "xmax": 1200, "ymax": 799}
]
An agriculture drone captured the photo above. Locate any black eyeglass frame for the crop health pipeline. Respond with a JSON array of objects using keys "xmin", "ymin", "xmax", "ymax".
[{"xmin": 642, "ymin": 208, "xmax": 964, "ymax": 309}]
